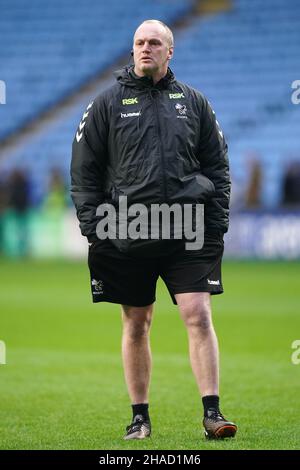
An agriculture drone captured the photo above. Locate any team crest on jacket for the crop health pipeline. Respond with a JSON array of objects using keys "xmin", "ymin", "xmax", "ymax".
[{"xmin": 175, "ymin": 103, "xmax": 187, "ymax": 118}]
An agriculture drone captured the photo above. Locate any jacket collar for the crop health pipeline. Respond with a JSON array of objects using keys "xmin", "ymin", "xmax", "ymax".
[{"xmin": 114, "ymin": 64, "xmax": 175, "ymax": 90}]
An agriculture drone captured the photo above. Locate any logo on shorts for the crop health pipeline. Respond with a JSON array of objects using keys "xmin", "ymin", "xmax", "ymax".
[
  {"xmin": 92, "ymin": 279, "xmax": 104, "ymax": 294},
  {"xmin": 207, "ymin": 279, "xmax": 220, "ymax": 285}
]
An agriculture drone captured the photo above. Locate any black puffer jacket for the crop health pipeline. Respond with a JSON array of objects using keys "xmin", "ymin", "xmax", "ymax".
[{"xmin": 71, "ymin": 65, "xmax": 230, "ymax": 246}]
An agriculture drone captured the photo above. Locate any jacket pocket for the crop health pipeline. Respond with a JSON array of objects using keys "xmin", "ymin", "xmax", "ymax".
[
  {"xmin": 194, "ymin": 173, "xmax": 215, "ymax": 198},
  {"xmin": 172, "ymin": 172, "xmax": 215, "ymax": 203}
]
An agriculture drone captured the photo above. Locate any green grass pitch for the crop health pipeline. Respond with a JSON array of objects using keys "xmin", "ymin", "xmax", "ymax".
[{"xmin": 0, "ymin": 258, "xmax": 299, "ymax": 450}]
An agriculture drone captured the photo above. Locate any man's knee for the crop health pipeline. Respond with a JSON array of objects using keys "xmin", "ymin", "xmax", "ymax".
[
  {"xmin": 122, "ymin": 304, "xmax": 153, "ymax": 340},
  {"xmin": 184, "ymin": 309, "xmax": 212, "ymax": 332},
  {"xmin": 176, "ymin": 294, "xmax": 212, "ymax": 332}
]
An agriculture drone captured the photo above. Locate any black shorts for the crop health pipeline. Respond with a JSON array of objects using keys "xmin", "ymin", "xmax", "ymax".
[{"xmin": 88, "ymin": 234, "xmax": 224, "ymax": 307}]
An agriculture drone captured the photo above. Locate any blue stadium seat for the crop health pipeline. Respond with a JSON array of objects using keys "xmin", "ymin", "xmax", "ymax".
[
  {"xmin": 0, "ymin": 0, "xmax": 192, "ymax": 139},
  {"xmin": 0, "ymin": 0, "xmax": 299, "ymax": 207}
]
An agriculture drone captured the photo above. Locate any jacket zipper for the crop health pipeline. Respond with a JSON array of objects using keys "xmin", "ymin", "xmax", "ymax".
[{"xmin": 150, "ymin": 89, "xmax": 168, "ymax": 203}]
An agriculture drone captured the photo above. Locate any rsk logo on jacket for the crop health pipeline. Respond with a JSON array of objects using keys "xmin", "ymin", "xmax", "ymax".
[{"xmin": 122, "ymin": 97, "xmax": 139, "ymax": 105}]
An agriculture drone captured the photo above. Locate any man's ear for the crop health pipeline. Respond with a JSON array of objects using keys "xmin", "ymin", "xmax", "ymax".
[{"xmin": 167, "ymin": 47, "xmax": 174, "ymax": 60}]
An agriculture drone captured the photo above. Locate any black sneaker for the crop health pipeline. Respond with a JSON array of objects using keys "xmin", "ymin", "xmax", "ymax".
[
  {"xmin": 203, "ymin": 408, "xmax": 237, "ymax": 439},
  {"xmin": 124, "ymin": 414, "xmax": 151, "ymax": 440}
]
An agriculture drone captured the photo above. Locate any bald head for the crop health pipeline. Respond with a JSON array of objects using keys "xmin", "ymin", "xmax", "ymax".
[
  {"xmin": 134, "ymin": 20, "xmax": 174, "ymax": 47},
  {"xmin": 132, "ymin": 20, "xmax": 174, "ymax": 85}
]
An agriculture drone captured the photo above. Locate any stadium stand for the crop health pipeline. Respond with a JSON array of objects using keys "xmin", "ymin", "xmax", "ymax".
[
  {"xmin": 171, "ymin": 0, "xmax": 300, "ymax": 206},
  {"xmin": 0, "ymin": 0, "xmax": 299, "ymax": 207},
  {"xmin": 0, "ymin": 0, "xmax": 193, "ymax": 139}
]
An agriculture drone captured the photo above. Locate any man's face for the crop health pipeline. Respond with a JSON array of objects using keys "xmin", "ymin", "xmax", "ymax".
[{"xmin": 133, "ymin": 23, "xmax": 173, "ymax": 77}]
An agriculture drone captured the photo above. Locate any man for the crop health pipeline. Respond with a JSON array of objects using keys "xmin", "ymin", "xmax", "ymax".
[{"xmin": 71, "ymin": 19, "xmax": 237, "ymax": 440}]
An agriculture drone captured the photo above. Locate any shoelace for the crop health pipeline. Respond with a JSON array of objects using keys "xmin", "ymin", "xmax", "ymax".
[
  {"xmin": 207, "ymin": 410, "xmax": 226, "ymax": 421},
  {"xmin": 126, "ymin": 418, "xmax": 150, "ymax": 433}
]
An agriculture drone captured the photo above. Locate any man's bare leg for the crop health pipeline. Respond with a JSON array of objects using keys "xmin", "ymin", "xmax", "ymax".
[
  {"xmin": 121, "ymin": 304, "xmax": 153, "ymax": 439},
  {"xmin": 121, "ymin": 304, "xmax": 153, "ymax": 403},
  {"xmin": 175, "ymin": 292, "xmax": 237, "ymax": 439},
  {"xmin": 175, "ymin": 292, "xmax": 219, "ymax": 396}
]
